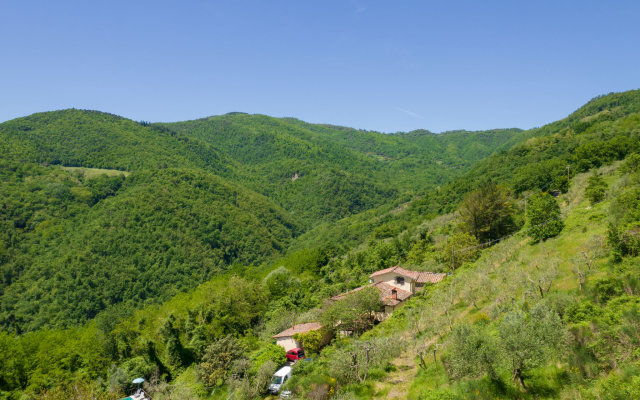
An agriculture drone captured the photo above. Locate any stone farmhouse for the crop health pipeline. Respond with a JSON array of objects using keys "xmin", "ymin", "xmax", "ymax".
[{"xmin": 332, "ymin": 266, "xmax": 446, "ymax": 316}]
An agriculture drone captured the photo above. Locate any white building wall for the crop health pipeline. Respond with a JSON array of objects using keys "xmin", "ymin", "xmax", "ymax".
[
  {"xmin": 275, "ymin": 337, "xmax": 300, "ymax": 351},
  {"xmin": 371, "ymin": 272, "xmax": 414, "ymax": 293}
]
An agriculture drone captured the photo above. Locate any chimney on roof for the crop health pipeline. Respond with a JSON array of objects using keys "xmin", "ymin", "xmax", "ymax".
[{"xmin": 391, "ymin": 288, "xmax": 397, "ymax": 300}]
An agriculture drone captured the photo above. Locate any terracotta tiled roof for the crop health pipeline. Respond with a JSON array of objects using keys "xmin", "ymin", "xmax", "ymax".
[
  {"xmin": 369, "ymin": 265, "xmax": 446, "ymax": 284},
  {"xmin": 330, "ymin": 282, "xmax": 413, "ymax": 307},
  {"xmin": 376, "ymin": 281, "xmax": 412, "ymax": 306},
  {"xmin": 273, "ymin": 322, "xmax": 322, "ymax": 338},
  {"xmin": 369, "ymin": 266, "xmax": 400, "ymax": 278},
  {"xmin": 415, "ymin": 271, "xmax": 447, "ymax": 284}
]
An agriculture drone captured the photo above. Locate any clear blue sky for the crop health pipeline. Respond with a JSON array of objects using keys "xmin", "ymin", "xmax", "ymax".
[{"xmin": 1, "ymin": 1, "xmax": 639, "ymax": 132}]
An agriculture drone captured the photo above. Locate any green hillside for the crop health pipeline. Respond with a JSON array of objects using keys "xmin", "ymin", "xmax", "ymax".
[
  {"xmin": 403, "ymin": 89, "xmax": 640, "ymax": 218},
  {"xmin": 0, "ymin": 109, "xmax": 233, "ymax": 174},
  {"xmin": 0, "ymin": 165, "xmax": 298, "ymax": 332},
  {"xmin": 163, "ymin": 115, "xmax": 521, "ymax": 224},
  {"xmin": 0, "ymin": 108, "xmax": 520, "ymax": 334},
  {"xmin": 1, "ymin": 90, "xmax": 640, "ymax": 400},
  {"xmin": 290, "ymin": 159, "xmax": 640, "ymax": 400},
  {"xmin": 288, "ymin": 89, "xmax": 640, "ymax": 256}
]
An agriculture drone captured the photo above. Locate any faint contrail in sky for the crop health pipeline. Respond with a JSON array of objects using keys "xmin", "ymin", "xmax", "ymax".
[{"xmin": 394, "ymin": 107, "xmax": 424, "ymax": 119}]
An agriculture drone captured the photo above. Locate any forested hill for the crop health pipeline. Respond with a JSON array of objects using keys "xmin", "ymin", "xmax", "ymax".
[
  {"xmin": 405, "ymin": 89, "xmax": 640, "ymax": 217},
  {"xmin": 0, "ymin": 109, "xmax": 519, "ymax": 333},
  {"xmin": 1, "ymin": 90, "xmax": 640, "ymax": 399},
  {"xmin": 0, "ymin": 109, "xmax": 234, "ymax": 174},
  {"xmin": 161, "ymin": 115, "xmax": 521, "ymax": 223},
  {"xmin": 283, "ymin": 89, "xmax": 640, "ymax": 254}
]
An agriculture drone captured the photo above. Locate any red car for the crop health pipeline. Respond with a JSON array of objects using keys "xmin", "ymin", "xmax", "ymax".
[{"xmin": 286, "ymin": 348, "xmax": 305, "ymax": 362}]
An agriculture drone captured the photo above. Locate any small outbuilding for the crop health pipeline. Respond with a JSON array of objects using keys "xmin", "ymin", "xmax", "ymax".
[{"xmin": 273, "ymin": 322, "xmax": 322, "ymax": 351}]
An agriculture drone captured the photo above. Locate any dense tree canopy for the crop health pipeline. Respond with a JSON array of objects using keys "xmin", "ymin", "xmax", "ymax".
[
  {"xmin": 1, "ymin": 90, "xmax": 640, "ymax": 399},
  {"xmin": 458, "ymin": 182, "xmax": 518, "ymax": 242}
]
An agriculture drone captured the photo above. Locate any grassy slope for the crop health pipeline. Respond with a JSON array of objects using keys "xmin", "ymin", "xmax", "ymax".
[
  {"xmin": 359, "ymin": 164, "xmax": 624, "ymax": 399},
  {"xmin": 60, "ymin": 166, "xmax": 132, "ymax": 178}
]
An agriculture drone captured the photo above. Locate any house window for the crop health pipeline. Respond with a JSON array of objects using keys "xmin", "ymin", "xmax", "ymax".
[{"xmin": 395, "ymin": 276, "xmax": 405, "ymax": 285}]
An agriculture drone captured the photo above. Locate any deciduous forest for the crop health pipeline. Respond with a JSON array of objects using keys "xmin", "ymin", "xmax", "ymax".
[{"xmin": 1, "ymin": 90, "xmax": 640, "ymax": 399}]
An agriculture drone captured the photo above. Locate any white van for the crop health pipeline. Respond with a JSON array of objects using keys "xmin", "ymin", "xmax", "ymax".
[{"xmin": 268, "ymin": 366, "xmax": 292, "ymax": 394}]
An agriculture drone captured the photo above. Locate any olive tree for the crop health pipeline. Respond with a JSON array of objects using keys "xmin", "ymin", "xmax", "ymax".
[
  {"xmin": 498, "ymin": 304, "xmax": 565, "ymax": 389},
  {"xmin": 442, "ymin": 304, "xmax": 565, "ymax": 391},
  {"xmin": 328, "ymin": 336, "xmax": 397, "ymax": 384},
  {"xmin": 444, "ymin": 323, "xmax": 500, "ymax": 380}
]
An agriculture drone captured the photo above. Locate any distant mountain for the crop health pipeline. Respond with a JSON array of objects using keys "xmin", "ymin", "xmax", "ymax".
[{"xmin": 162, "ymin": 114, "xmax": 521, "ymax": 223}]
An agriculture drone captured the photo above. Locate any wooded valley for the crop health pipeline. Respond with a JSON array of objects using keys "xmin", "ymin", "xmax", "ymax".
[{"xmin": 1, "ymin": 90, "xmax": 639, "ymax": 399}]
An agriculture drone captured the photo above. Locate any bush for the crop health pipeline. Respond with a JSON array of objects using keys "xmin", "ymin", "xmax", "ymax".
[
  {"xmin": 527, "ymin": 192, "xmax": 564, "ymax": 241},
  {"xmin": 251, "ymin": 343, "xmax": 286, "ymax": 374},
  {"xmin": 435, "ymin": 231, "xmax": 480, "ymax": 272},
  {"xmin": 198, "ymin": 336, "xmax": 246, "ymax": 388},
  {"xmin": 607, "ymin": 224, "xmax": 640, "ymax": 261},
  {"xmin": 585, "ymin": 173, "xmax": 608, "ymax": 204},
  {"xmin": 619, "ymin": 153, "xmax": 640, "ymax": 175},
  {"xmin": 294, "ymin": 329, "xmax": 326, "ymax": 354}
]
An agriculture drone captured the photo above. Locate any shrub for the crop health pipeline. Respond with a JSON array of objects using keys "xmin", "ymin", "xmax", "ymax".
[
  {"xmin": 607, "ymin": 224, "xmax": 640, "ymax": 261},
  {"xmin": 198, "ymin": 336, "xmax": 247, "ymax": 388},
  {"xmin": 294, "ymin": 329, "xmax": 324, "ymax": 354},
  {"xmin": 251, "ymin": 343, "xmax": 286, "ymax": 374},
  {"xmin": 526, "ymin": 192, "xmax": 564, "ymax": 241},
  {"xmin": 585, "ymin": 173, "xmax": 608, "ymax": 204},
  {"xmin": 619, "ymin": 153, "xmax": 640, "ymax": 175}
]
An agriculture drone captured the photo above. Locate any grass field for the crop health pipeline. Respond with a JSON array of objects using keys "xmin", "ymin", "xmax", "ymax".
[{"xmin": 61, "ymin": 166, "xmax": 130, "ymax": 178}]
